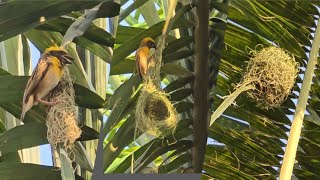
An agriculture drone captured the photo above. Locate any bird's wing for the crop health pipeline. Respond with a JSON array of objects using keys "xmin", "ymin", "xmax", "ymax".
[
  {"xmin": 135, "ymin": 48, "xmax": 148, "ymax": 77},
  {"xmin": 23, "ymin": 56, "xmax": 51, "ymax": 103},
  {"xmin": 135, "ymin": 50, "xmax": 142, "ymax": 77}
]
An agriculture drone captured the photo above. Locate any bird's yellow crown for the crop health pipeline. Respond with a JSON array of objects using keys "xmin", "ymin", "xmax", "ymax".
[
  {"xmin": 140, "ymin": 37, "xmax": 155, "ymax": 46},
  {"xmin": 44, "ymin": 46, "xmax": 67, "ymax": 54}
]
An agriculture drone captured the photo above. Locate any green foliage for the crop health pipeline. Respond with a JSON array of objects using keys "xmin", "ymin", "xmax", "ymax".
[
  {"xmin": 2, "ymin": 0, "xmax": 320, "ymax": 179},
  {"xmin": 203, "ymin": 1, "xmax": 320, "ymax": 179},
  {"xmin": 0, "ymin": 1, "xmax": 119, "ymax": 179},
  {"xmin": 102, "ymin": 0, "xmax": 226, "ymax": 174}
]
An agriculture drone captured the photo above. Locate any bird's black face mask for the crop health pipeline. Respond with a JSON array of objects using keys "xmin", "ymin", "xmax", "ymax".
[
  {"xmin": 49, "ymin": 50, "xmax": 74, "ymax": 65},
  {"xmin": 147, "ymin": 41, "xmax": 157, "ymax": 49}
]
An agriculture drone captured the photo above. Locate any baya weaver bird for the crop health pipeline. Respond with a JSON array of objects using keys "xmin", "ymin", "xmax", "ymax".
[
  {"xmin": 135, "ymin": 37, "xmax": 157, "ymax": 78},
  {"xmin": 20, "ymin": 46, "xmax": 74, "ymax": 121}
]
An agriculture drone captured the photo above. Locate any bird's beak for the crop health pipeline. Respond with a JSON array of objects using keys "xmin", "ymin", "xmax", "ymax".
[
  {"xmin": 62, "ymin": 54, "xmax": 74, "ymax": 64},
  {"xmin": 152, "ymin": 44, "xmax": 157, "ymax": 49}
]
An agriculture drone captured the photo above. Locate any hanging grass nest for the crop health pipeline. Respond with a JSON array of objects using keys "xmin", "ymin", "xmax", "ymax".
[
  {"xmin": 136, "ymin": 82, "xmax": 177, "ymax": 138},
  {"xmin": 210, "ymin": 46, "xmax": 299, "ymax": 125},
  {"xmin": 46, "ymin": 67, "xmax": 81, "ymax": 149},
  {"xmin": 135, "ymin": 37, "xmax": 178, "ymax": 138},
  {"xmin": 241, "ymin": 46, "xmax": 299, "ymax": 109}
]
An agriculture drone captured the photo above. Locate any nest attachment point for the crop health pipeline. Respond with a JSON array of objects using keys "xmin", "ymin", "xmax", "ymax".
[
  {"xmin": 241, "ymin": 46, "xmax": 299, "ymax": 109},
  {"xmin": 46, "ymin": 67, "xmax": 81, "ymax": 149}
]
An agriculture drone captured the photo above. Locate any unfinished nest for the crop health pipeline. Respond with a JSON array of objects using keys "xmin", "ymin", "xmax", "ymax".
[
  {"xmin": 241, "ymin": 46, "xmax": 299, "ymax": 109},
  {"xmin": 135, "ymin": 37, "xmax": 178, "ymax": 138},
  {"xmin": 46, "ymin": 67, "xmax": 81, "ymax": 149}
]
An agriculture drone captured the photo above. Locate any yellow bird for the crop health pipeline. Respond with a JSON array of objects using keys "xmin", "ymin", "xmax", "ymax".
[
  {"xmin": 135, "ymin": 37, "xmax": 157, "ymax": 78},
  {"xmin": 20, "ymin": 46, "xmax": 74, "ymax": 121}
]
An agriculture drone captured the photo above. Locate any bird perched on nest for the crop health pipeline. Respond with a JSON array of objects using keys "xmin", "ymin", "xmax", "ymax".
[
  {"xmin": 20, "ymin": 46, "xmax": 74, "ymax": 121},
  {"xmin": 135, "ymin": 37, "xmax": 157, "ymax": 78}
]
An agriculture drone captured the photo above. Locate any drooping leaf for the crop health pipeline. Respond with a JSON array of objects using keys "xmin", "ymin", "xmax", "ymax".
[
  {"xmin": 158, "ymin": 153, "xmax": 192, "ymax": 173},
  {"xmin": 111, "ymin": 122, "xmax": 192, "ymax": 173},
  {"xmin": 0, "ymin": 0, "xmax": 105, "ymax": 41},
  {"xmin": 61, "ymin": 3, "xmax": 104, "ymax": 47},
  {"xmin": 21, "ymin": 35, "xmax": 31, "ymax": 75},
  {"xmin": 0, "ymin": 122, "xmax": 98, "ymax": 155},
  {"xmin": 59, "ymin": 148, "xmax": 75, "ymax": 180},
  {"xmin": 38, "ymin": 16, "xmax": 115, "ymax": 48},
  {"xmin": 161, "ymin": 63, "xmax": 193, "ymax": 77},
  {"xmin": 0, "ymin": 121, "xmax": 21, "ymax": 163},
  {"xmin": 0, "ymin": 163, "xmax": 61, "ymax": 180},
  {"xmin": 102, "ymin": 75, "xmax": 141, "ymax": 137},
  {"xmin": 74, "ymin": 84, "xmax": 104, "ymax": 109},
  {"xmin": 119, "ymin": 0, "xmax": 149, "ymax": 22},
  {"xmin": 72, "ymin": 142, "xmax": 93, "ymax": 172}
]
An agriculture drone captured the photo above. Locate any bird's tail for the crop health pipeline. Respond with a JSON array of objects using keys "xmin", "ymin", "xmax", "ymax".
[
  {"xmin": 20, "ymin": 95, "xmax": 34, "ymax": 122},
  {"xmin": 20, "ymin": 110, "xmax": 26, "ymax": 122}
]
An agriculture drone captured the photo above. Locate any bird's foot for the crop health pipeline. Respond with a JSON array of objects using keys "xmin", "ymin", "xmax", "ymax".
[{"xmin": 38, "ymin": 99, "xmax": 61, "ymax": 106}]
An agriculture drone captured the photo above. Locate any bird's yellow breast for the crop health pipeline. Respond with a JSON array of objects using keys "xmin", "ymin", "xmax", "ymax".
[
  {"xmin": 138, "ymin": 47, "xmax": 154, "ymax": 60},
  {"xmin": 50, "ymin": 57, "xmax": 64, "ymax": 78}
]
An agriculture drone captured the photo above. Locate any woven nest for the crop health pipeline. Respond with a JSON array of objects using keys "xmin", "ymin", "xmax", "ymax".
[
  {"xmin": 46, "ymin": 67, "xmax": 81, "ymax": 149},
  {"xmin": 135, "ymin": 37, "xmax": 178, "ymax": 138},
  {"xmin": 136, "ymin": 83, "xmax": 177, "ymax": 137},
  {"xmin": 241, "ymin": 46, "xmax": 299, "ymax": 109}
]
